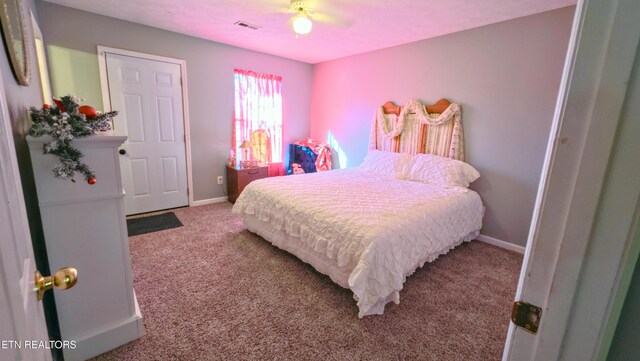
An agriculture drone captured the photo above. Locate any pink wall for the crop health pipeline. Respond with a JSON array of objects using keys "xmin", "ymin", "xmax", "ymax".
[{"xmin": 310, "ymin": 7, "xmax": 575, "ymax": 246}]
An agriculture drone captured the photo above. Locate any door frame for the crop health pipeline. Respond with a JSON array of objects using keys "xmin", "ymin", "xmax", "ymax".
[
  {"xmin": 503, "ymin": 0, "xmax": 640, "ymax": 359},
  {"xmin": 97, "ymin": 46, "xmax": 195, "ymax": 207},
  {"xmin": 30, "ymin": 10, "xmax": 52, "ymax": 104}
]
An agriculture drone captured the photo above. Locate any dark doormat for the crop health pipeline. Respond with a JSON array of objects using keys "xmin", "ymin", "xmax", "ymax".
[{"xmin": 127, "ymin": 212, "xmax": 183, "ymax": 236}]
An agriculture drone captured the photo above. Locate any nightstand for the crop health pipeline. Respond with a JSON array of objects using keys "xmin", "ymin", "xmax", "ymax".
[{"xmin": 226, "ymin": 165, "xmax": 269, "ymax": 203}]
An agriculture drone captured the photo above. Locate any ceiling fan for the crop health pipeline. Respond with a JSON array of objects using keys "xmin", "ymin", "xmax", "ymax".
[
  {"xmin": 277, "ymin": 0, "xmax": 353, "ymax": 36},
  {"xmin": 289, "ymin": 1, "xmax": 313, "ymax": 35}
]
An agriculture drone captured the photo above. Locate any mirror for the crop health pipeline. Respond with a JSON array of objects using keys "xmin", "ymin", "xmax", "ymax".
[{"xmin": 0, "ymin": 0, "xmax": 30, "ymax": 86}]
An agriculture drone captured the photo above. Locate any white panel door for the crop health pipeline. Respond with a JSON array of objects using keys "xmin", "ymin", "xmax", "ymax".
[
  {"xmin": 0, "ymin": 70, "xmax": 51, "ymax": 361},
  {"xmin": 105, "ymin": 53, "xmax": 188, "ymax": 215}
]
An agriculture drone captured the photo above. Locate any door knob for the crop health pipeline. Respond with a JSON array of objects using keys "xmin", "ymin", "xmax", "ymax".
[
  {"xmin": 119, "ymin": 149, "xmax": 127, "ymax": 155},
  {"xmin": 34, "ymin": 267, "xmax": 78, "ymax": 301}
]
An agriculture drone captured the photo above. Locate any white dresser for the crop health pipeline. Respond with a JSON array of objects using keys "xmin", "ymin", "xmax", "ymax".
[{"xmin": 27, "ymin": 132, "xmax": 143, "ymax": 361}]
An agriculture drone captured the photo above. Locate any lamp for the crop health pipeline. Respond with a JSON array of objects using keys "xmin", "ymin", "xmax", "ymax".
[
  {"xmin": 239, "ymin": 140, "xmax": 251, "ymax": 161},
  {"xmin": 292, "ymin": 14, "xmax": 312, "ymax": 36}
]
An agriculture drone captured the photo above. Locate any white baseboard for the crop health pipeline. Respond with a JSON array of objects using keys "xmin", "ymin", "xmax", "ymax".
[
  {"xmin": 191, "ymin": 196, "xmax": 228, "ymax": 207},
  {"xmin": 64, "ymin": 311, "xmax": 144, "ymax": 361},
  {"xmin": 477, "ymin": 234, "xmax": 526, "ymax": 254}
]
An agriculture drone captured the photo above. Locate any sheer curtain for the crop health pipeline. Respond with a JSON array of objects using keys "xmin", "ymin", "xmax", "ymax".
[{"xmin": 233, "ymin": 69, "xmax": 283, "ymax": 175}]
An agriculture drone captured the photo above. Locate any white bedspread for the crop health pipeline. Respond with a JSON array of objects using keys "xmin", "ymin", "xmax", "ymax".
[{"xmin": 232, "ymin": 168, "xmax": 484, "ymax": 317}]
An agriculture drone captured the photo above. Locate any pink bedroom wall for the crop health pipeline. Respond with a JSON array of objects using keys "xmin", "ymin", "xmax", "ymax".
[{"xmin": 309, "ymin": 7, "xmax": 575, "ymax": 247}]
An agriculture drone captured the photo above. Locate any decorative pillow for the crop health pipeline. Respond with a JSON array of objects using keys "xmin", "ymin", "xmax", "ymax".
[
  {"xmin": 360, "ymin": 150, "xmax": 412, "ymax": 179},
  {"xmin": 407, "ymin": 153, "xmax": 480, "ymax": 188}
]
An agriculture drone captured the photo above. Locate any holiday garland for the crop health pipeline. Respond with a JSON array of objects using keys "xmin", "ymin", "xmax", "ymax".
[{"xmin": 28, "ymin": 95, "xmax": 118, "ymax": 183}]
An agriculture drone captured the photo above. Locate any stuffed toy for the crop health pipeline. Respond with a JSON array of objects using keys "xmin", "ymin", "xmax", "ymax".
[{"xmin": 292, "ymin": 163, "xmax": 305, "ymax": 175}]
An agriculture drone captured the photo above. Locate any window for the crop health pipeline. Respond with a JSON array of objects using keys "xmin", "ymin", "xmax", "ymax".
[{"xmin": 233, "ymin": 69, "xmax": 283, "ymax": 164}]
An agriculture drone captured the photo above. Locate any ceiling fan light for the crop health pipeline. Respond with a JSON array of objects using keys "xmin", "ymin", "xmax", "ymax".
[{"xmin": 292, "ymin": 15, "xmax": 312, "ymax": 35}]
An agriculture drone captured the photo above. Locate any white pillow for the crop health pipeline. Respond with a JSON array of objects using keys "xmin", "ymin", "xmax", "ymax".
[
  {"xmin": 407, "ymin": 153, "xmax": 480, "ymax": 188},
  {"xmin": 360, "ymin": 150, "xmax": 411, "ymax": 179}
]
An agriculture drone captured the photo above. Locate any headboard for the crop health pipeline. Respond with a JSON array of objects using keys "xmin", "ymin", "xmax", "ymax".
[{"xmin": 369, "ymin": 98, "xmax": 464, "ymax": 161}]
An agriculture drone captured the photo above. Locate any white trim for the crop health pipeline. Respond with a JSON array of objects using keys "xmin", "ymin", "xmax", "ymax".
[
  {"xmin": 38, "ymin": 192, "xmax": 125, "ymax": 208},
  {"xmin": 27, "ymin": 132, "xmax": 128, "ymax": 146},
  {"xmin": 191, "ymin": 196, "xmax": 229, "ymax": 207},
  {"xmin": 96, "ymin": 46, "xmax": 195, "ymax": 208},
  {"xmin": 30, "ymin": 11, "xmax": 52, "ymax": 104},
  {"xmin": 477, "ymin": 234, "xmax": 525, "ymax": 254},
  {"xmin": 63, "ymin": 311, "xmax": 143, "ymax": 361}
]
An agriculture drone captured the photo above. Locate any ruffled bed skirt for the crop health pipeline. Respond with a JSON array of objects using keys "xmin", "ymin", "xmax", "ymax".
[{"xmin": 243, "ymin": 214, "xmax": 479, "ymax": 317}]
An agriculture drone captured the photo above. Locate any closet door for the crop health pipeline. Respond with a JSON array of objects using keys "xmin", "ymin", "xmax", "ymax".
[{"xmin": 105, "ymin": 52, "xmax": 188, "ymax": 215}]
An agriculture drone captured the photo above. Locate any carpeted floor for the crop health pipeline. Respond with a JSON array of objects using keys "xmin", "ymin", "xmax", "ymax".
[{"xmin": 92, "ymin": 203, "xmax": 522, "ymax": 361}]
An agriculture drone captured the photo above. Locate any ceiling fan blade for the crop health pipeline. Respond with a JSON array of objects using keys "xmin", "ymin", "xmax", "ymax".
[
  {"xmin": 254, "ymin": 0, "xmax": 296, "ymax": 14},
  {"xmin": 310, "ymin": 11, "xmax": 354, "ymax": 28},
  {"xmin": 255, "ymin": 0, "xmax": 356, "ymax": 29}
]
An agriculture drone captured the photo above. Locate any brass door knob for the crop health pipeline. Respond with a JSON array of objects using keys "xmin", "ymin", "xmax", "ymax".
[{"xmin": 34, "ymin": 267, "xmax": 78, "ymax": 301}]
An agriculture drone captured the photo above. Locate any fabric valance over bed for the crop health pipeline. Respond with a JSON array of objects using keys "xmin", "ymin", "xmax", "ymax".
[{"xmin": 368, "ymin": 99, "xmax": 465, "ymax": 161}]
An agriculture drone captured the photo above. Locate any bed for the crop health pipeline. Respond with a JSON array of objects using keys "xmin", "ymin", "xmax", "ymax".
[{"xmin": 232, "ymin": 99, "xmax": 484, "ymax": 317}]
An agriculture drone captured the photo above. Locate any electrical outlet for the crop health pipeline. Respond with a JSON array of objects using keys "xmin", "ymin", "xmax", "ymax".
[{"xmin": 217, "ymin": 176, "xmax": 223, "ymax": 185}]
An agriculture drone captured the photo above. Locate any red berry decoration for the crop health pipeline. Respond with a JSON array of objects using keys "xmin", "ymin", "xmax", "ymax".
[
  {"xmin": 52, "ymin": 98, "xmax": 65, "ymax": 112},
  {"xmin": 79, "ymin": 105, "xmax": 98, "ymax": 119},
  {"xmin": 29, "ymin": 95, "xmax": 119, "ymax": 183}
]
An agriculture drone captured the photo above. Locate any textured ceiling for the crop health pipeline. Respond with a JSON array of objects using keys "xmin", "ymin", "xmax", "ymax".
[{"xmin": 42, "ymin": 0, "xmax": 576, "ymax": 64}]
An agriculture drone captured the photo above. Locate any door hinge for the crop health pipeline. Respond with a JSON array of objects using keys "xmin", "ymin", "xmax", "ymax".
[{"xmin": 511, "ymin": 301, "xmax": 542, "ymax": 334}]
